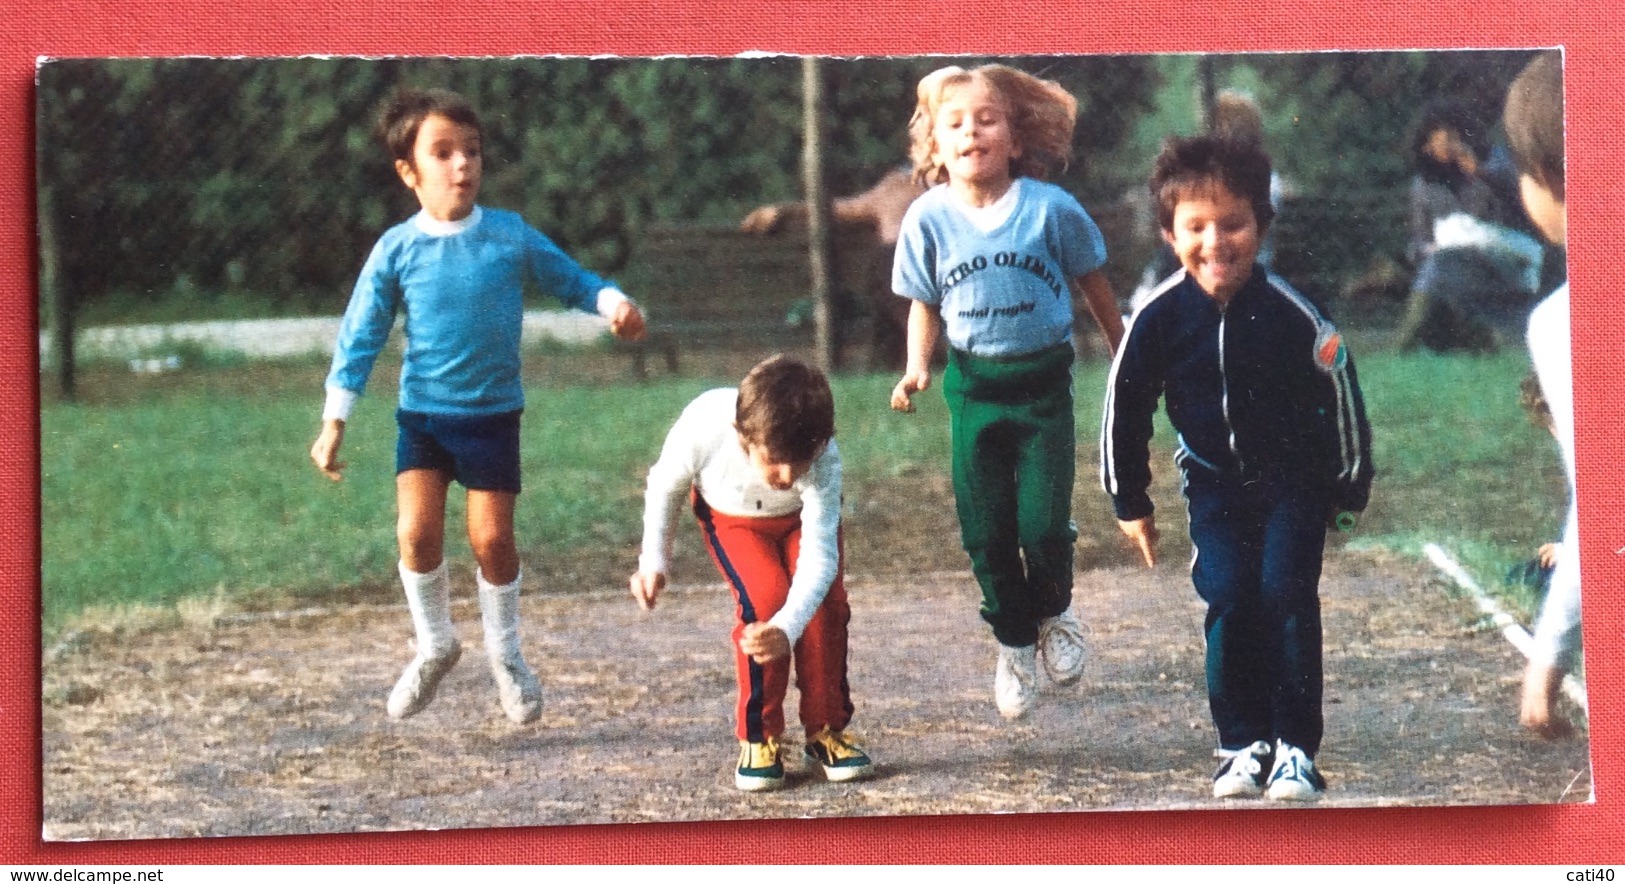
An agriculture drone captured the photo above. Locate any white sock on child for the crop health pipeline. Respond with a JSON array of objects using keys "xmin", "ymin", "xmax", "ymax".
[
  {"xmin": 387, "ymin": 560, "xmax": 462, "ymax": 719},
  {"xmin": 476, "ymin": 568, "xmax": 543, "ymax": 724},
  {"xmin": 398, "ymin": 560, "xmax": 458, "ymax": 658}
]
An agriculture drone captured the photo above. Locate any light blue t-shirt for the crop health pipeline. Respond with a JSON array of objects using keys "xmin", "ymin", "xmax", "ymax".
[
  {"xmin": 326, "ymin": 206, "xmax": 608, "ymax": 416},
  {"xmin": 893, "ymin": 178, "xmax": 1107, "ymax": 357}
]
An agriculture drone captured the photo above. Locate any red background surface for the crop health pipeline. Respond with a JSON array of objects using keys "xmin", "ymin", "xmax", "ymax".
[{"xmin": 4, "ymin": 0, "xmax": 1622, "ymax": 865}]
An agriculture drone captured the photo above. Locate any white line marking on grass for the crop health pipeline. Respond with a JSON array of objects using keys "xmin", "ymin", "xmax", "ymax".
[{"xmin": 1422, "ymin": 542, "xmax": 1587, "ymax": 713}]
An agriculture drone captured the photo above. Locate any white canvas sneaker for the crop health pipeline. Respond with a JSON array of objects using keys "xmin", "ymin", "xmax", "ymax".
[
  {"xmin": 488, "ymin": 654, "xmax": 543, "ymax": 724},
  {"xmin": 1037, "ymin": 610, "xmax": 1087, "ymax": 685},
  {"xmin": 1212, "ymin": 739, "xmax": 1273, "ymax": 798},
  {"xmin": 1265, "ymin": 740, "xmax": 1327, "ymax": 801},
  {"xmin": 386, "ymin": 643, "xmax": 461, "ymax": 720},
  {"xmin": 994, "ymin": 643, "xmax": 1039, "ymax": 720}
]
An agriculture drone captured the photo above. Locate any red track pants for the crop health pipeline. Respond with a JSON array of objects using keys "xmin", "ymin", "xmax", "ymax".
[{"xmin": 693, "ymin": 495, "xmax": 854, "ymax": 743}]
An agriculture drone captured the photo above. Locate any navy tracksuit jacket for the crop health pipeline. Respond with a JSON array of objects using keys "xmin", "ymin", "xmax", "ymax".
[{"xmin": 1100, "ymin": 267, "xmax": 1373, "ymax": 755}]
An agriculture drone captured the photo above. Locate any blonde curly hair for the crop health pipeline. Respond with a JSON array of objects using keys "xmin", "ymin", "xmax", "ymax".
[{"xmin": 907, "ymin": 64, "xmax": 1078, "ymax": 188}]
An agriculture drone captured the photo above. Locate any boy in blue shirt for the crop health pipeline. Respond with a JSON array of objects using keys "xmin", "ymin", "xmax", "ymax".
[
  {"xmin": 310, "ymin": 89, "xmax": 646, "ymax": 724},
  {"xmin": 1101, "ymin": 134, "xmax": 1373, "ymax": 800}
]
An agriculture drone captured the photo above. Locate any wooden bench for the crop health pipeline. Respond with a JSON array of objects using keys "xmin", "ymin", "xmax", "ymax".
[
  {"xmin": 616, "ymin": 196, "xmax": 1159, "ymax": 378},
  {"xmin": 615, "ymin": 221, "xmax": 888, "ymax": 377}
]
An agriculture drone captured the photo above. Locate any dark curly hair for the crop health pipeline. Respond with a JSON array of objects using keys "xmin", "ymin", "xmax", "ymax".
[{"xmin": 1149, "ymin": 134, "xmax": 1276, "ymax": 234}]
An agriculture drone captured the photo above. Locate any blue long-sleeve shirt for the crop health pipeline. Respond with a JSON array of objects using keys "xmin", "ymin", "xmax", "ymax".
[
  {"xmin": 326, "ymin": 206, "xmax": 611, "ymax": 417},
  {"xmin": 1101, "ymin": 268, "xmax": 1374, "ymax": 521}
]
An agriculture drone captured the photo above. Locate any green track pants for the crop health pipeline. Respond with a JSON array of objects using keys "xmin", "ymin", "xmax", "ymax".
[{"xmin": 943, "ymin": 344, "xmax": 1077, "ymax": 648}]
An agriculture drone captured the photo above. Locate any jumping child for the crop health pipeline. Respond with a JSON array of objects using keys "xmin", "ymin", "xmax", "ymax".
[
  {"xmin": 1101, "ymin": 134, "xmax": 1373, "ymax": 800},
  {"xmin": 310, "ymin": 88, "xmax": 647, "ymax": 724},
  {"xmin": 889, "ymin": 64, "xmax": 1125, "ymax": 720},
  {"xmin": 1502, "ymin": 51, "xmax": 1578, "ymax": 738},
  {"xmin": 631, "ymin": 355, "xmax": 871, "ymax": 791}
]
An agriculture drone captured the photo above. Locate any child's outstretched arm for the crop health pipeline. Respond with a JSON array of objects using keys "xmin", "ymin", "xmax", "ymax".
[
  {"xmin": 1072, "ymin": 269, "xmax": 1125, "ymax": 354},
  {"xmin": 1100, "ymin": 311, "xmax": 1163, "ymax": 568},
  {"xmin": 317, "ymin": 235, "xmax": 404, "ymax": 484},
  {"xmin": 632, "ymin": 394, "xmax": 714, "ymax": 610},
  {"xmin": 520, "ymin": 220, "xmax": 648, "ymax": 342},
  {"xmin": 890, "ymin": 300, "xmax": 940, "ymax": 412},
  {"xmin": 744, "ymin": 446, "xmax": 844, "ymax": 665}
]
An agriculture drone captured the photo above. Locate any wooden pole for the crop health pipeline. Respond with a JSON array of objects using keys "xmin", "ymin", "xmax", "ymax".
[
  {"xmin": 40, "ymin": 186, "xmax": 74, "ymax": 402},
  {"xmin": 1198, "ymin": 54, "xmax": 1218, "ymax": 130},
  {"xmin": 802, "ymin": 55, "xmax": 837, "ymax": 373}
]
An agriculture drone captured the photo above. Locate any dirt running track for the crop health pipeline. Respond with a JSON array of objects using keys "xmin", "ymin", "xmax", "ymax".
[{"xmin": 42, "ymin": 550, "xmax": 1591, "ymax": 839}]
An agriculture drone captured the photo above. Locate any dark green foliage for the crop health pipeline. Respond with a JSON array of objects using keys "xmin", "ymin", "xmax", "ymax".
[{"xmin": 37, "ymin": 55, "xmax": 1157, "ymax": 321}]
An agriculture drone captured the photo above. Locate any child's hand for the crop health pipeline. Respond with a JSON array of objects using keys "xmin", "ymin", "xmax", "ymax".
[
  {"xmin": 610, "ymin": 300, "xmax": 647, "ymax": 341},
  {"xmin": 629, "ymin": 570, "xmax": 667, "ymax": 610},
  {"xmin": 1117, "ymin": 516, "xmax": 1159, "ymax": 568},
  {"xmin": 1538, "ymin": 542, "xmax": 1560, "ymax": 569},
  {"xmin": 738, "ymin": 623, "xmax": 791, "ymax": 663},
  {"xmin": 890, "ymin": 370, "xmax": 931, "ymax": 412},
  {"xmin": 310, "ymin": 420, "xmax": 346, "ymax": 482}
]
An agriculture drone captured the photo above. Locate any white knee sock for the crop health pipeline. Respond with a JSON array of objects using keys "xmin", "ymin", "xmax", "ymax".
[
  {"xmin": 398, "ymin": 560, "xmax": 458, "ymax": 658},
  {"xmin": 477, "ymin": 568, "xmax": 525, "ymax": 664}
]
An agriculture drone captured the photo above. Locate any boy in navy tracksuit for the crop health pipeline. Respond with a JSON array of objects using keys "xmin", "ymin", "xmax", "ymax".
[{"xmin": 1100, "ymin": 134, "xmax": 1373, "ymax": 801}]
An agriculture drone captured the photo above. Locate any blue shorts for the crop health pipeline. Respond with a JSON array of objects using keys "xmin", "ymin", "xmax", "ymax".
[{"xmin": 395, "ymin": 409, "xmax": 523, "ymax": 493}]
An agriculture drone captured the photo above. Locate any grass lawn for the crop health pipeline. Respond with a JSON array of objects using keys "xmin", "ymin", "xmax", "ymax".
[{"xmin": 40, "ymin": 344, "xmax": 1565, "ymax": 637}]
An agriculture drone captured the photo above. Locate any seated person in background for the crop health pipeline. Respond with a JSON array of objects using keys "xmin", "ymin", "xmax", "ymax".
[{"xmin": 1395, "ymin": 99, "xmax": 1543, "ymax": 353}]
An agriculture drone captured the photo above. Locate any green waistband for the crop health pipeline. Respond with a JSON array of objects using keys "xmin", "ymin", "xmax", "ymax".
[
  {"xmin": 944, "ymin": 343, "xmax": 1075, "ymax": 400},
  {"xmin": 948, "ymin": 342, "xmax": 1074, "ymax": 374}
]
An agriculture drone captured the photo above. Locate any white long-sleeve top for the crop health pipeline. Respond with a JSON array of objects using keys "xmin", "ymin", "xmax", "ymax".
[
  {"xmin": 638, "ymin": 388, "xmax": 842, "ymax": 645},
  {"xmin": 1527, "ymin": 283, "xmax": 1582, "ymax": 670}
]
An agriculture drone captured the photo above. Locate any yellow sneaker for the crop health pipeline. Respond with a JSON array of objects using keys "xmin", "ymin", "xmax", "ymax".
[
  {"xmin": 803, "ymin": 726, "xmax": 874, "ymax": 783},
  {"xmin": 735, "ymin": 737, "xmax": 784, "ymax": 792}
]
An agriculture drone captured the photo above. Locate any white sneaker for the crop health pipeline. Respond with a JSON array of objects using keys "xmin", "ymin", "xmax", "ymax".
[
  {"xmin": 489, "ymin": 654, "xmax": 543, "ymax": 724},
  {"xmin": 1037, "ymin": 610, "xmax": 1086, "ymax": 685},
  {"xmin": 386, "ymin": 643, "xmax": 461, "ymax": 720},
  {"xmin": 994, "ymin": 643, "xmax": 1039, "ymax": 720},
  {"xmin": 1212, "ymin": 739, "xmax": 1273, "ymax": 798},
  {"xmin": 1265, "ymin": 741, "xmax": 1326, "ymax": 801}
]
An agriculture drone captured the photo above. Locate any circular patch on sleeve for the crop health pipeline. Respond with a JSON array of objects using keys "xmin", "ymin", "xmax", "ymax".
[{"xmin": 1314, "ymin": 327, "xmax": 1348, "ymax": 373}]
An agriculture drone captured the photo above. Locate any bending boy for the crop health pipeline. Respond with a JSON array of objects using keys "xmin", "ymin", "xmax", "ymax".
[{"xmin": 631, "ymin": 355, "xmax": 872, "ymax": 791}]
